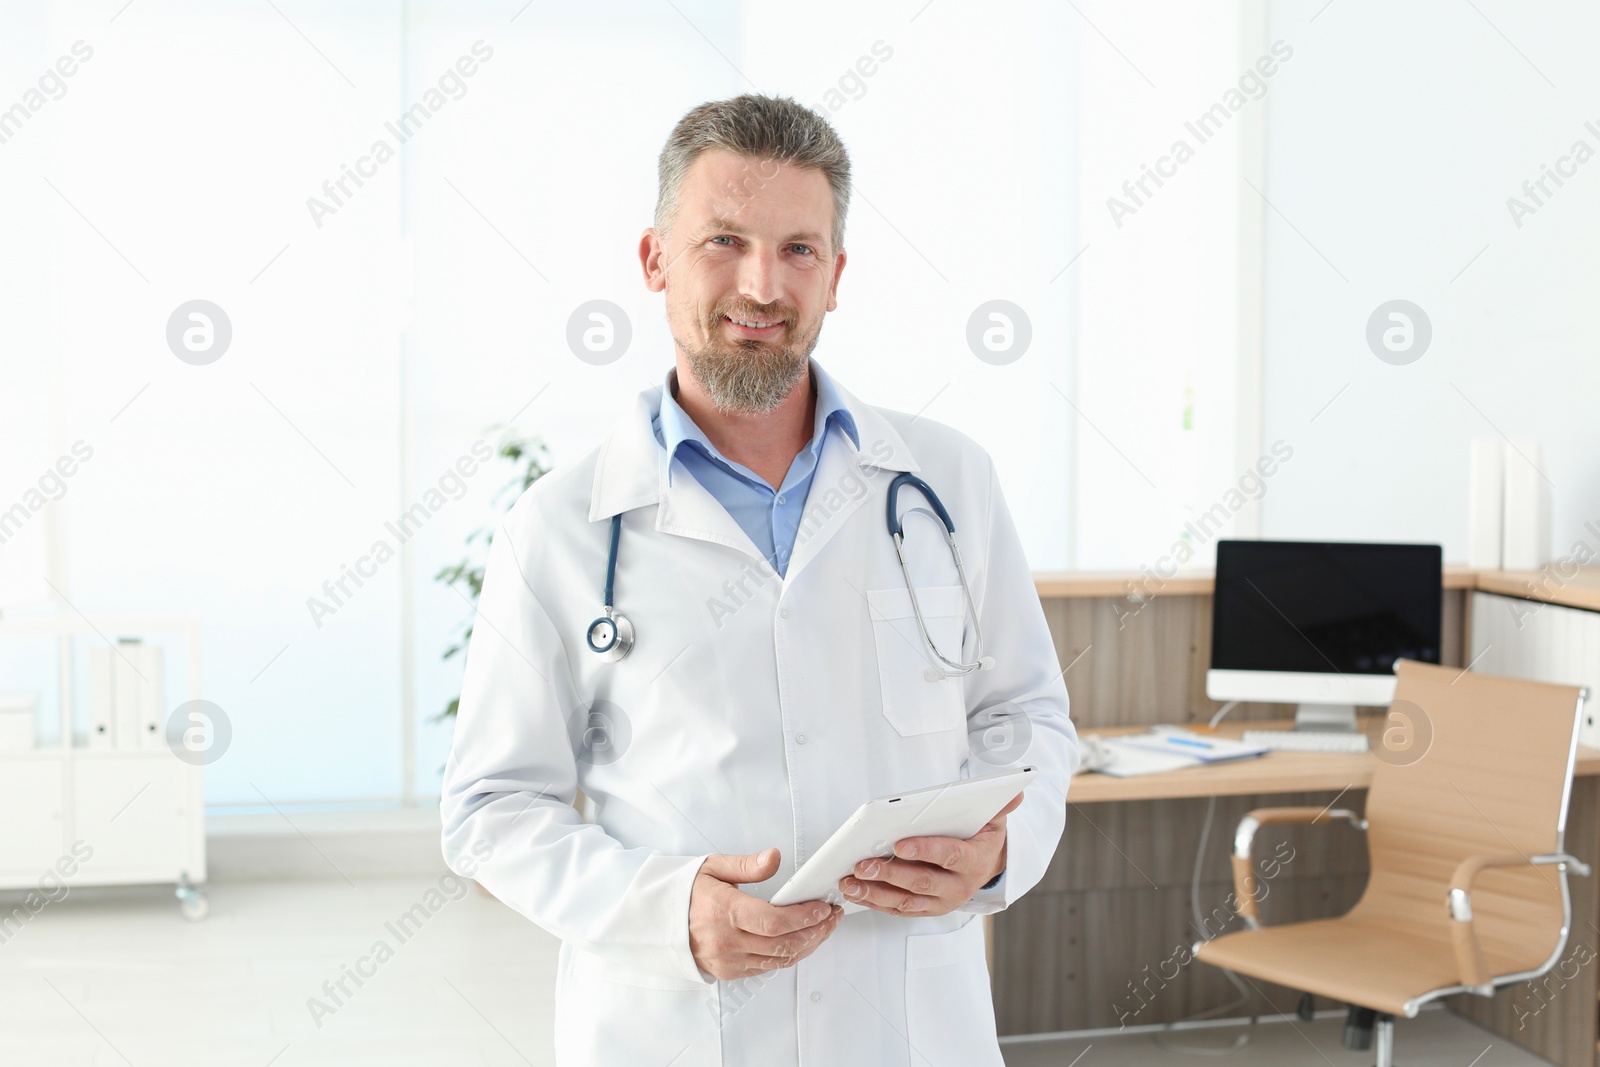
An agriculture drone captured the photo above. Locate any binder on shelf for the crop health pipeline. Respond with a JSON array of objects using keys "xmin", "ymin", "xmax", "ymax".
[
  {"xmin": 1466, "ymin": 438, "xmax": 1502, "ymax": 570},
  {"xmin": 1502, "ymin": 440, "xmax": 1548, "ymax": 571},
  {"xmin": 87, "ymin": 646, "xmax": 116, "ymax": 748},
  {"xmin": 136, "ymin": 644, "xmax": 165, "ymax": 750},
  {"xmin": 114, "ymin": 640, "xmax": 143, "ymax": 751},
  {"xmin": 112, "ymin": 639, "xmax": 166, "ymax": 751}
]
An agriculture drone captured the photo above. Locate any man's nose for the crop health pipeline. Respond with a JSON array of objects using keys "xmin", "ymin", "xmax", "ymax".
[{"xmin": 736, "ymin": 247, "xmax": 783, "ymax": 308}]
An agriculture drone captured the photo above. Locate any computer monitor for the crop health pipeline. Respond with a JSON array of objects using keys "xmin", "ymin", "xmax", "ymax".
[{"xmin": 1207, "ymin": 540, "xmax": 1443, "ymax": 731}]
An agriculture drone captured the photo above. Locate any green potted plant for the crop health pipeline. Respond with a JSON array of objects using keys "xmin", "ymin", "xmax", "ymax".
[{"xmin": 436, "ymin": 426, "xmax": 551, "ymax": 721}]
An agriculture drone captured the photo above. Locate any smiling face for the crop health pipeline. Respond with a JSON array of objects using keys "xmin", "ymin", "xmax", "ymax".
[{"xmin": 641, "ymin": 149, "xmax": 847, "ymax": 415}]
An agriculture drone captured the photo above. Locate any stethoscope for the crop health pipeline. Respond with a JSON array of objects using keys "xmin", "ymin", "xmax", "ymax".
[
  {"xmin": 584, "ymin": 513, "xmax": 636, "ymax": 662},
  {"xmin": 584, "ymin": 471, "xmax": 993, "ymax": 676}
]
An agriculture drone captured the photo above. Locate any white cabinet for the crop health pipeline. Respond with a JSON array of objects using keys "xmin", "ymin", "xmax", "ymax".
[
  {"xmin": 0, "ymin": 754, "xmax": 203, "ymax": 894},
  {"xmin": 0, "ymin": 616, "xmax": 207, "ymax": 915},
  {"xmin": 0, "ymin": 762, "xmax": 65, "ymax": 877},
  {"xmin": 71, "ymin": 755, "xmax": 196, "ymax": 881},
  {"xmin": 1470, "ymin": 591, "xmax": 1600, "ymax": 748}
]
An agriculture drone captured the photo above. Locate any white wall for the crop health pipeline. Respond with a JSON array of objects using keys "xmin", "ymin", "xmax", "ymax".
[
  {"xmin": 1070, "ymin": 2, "xmax": 1266, "ymax": 570},
  {"xmin": 0, "ymin": 0, "xmax": 1091, "ymax": 811},
  {"xmin": 11, "ymin": 0, "xmax": 1588, "ymax": 813},
  {"xmin": 1257, "ymin": 0, "xmax": 1600, "ymax": 558}
]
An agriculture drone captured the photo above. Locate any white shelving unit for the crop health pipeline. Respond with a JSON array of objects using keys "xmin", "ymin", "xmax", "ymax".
[{"xmin": 0, "ymin": 615, "xmax": 208, "ymax": 918}]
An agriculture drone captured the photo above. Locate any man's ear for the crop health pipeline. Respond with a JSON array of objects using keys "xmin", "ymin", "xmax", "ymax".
[
  {"xmin": 640, "ymin": 229, "xmax": 668, "ymax": 293},
  {"xmin": 825, "ymin": 247, "xmax": 847, "ymax": 312}
]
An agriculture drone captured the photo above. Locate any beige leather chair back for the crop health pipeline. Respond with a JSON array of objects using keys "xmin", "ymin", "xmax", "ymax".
[{"xmin": 1351, "ymin": 660, "xmax": 1585, "ymax": 975}]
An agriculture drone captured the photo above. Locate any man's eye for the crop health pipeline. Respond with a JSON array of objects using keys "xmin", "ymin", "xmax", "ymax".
[
  {"xmin": 710, "ymin": 235, "xmax": 735, "ymax": 246},
  {"xmin": 790, "ymin": 244, "xmax": 813, "ymax": 256}
]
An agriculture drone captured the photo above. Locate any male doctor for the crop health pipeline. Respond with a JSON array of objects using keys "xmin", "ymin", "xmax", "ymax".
[{"xmin": 441, "ymin": 94, "xmax": 1077, "ymax": 1066}]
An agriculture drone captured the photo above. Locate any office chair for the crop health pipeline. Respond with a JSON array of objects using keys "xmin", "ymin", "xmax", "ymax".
[{"xmin": 1193, "ymin": 659, "xmax": 1591, "ymax": 1067}]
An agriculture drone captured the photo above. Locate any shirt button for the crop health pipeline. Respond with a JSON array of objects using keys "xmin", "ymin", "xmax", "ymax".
[
  {"xmin": 810, "ymin": 991, "xmax": 822, "ymax": 1002},
  {"xmin": 777, "ymin": 494, "xmax": 786, "ymax": 505},
  {"xmin": 796, "ymin": 734, "xmax": 807, "ymax": 745},
  {"xmin": 780, "ymin": 608, "xmax": 790, "ymax": 619}
]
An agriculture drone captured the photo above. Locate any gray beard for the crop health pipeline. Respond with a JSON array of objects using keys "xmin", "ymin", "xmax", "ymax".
[{"xmin": 680, "ymin": 321, "xmax": 822, "ymax": 415}]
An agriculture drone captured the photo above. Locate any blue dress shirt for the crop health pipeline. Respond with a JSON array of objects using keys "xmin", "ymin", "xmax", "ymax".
[{"xmin": 651, "ymin": 360, "xmax": 858, "ymax": 577}]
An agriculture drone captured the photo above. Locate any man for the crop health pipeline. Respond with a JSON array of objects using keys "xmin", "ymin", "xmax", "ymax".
[{"xmin": 442, "ymin": 94, "xmax": 1076, "ymax": 1066}]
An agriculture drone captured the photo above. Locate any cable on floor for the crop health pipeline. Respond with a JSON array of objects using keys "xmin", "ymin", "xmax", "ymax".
[{"xmin": 1152, "ymin": 701, "xmax": 1255, "ymax": 1056}]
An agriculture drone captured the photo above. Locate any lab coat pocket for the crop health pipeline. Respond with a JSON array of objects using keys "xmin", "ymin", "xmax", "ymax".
[
  {"xmin": 867, "ymin": 585, "xmax": 968, "ymax": 736},
  {"xmin": 903, "ymin": 916, "xmax": 1004, "ymax": 1066},
  {"xmin": 559, "ymin": 949, "xmax": 722, "ymax": 1065}
]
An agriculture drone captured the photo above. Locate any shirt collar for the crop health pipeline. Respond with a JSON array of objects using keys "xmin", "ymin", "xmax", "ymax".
[
  {"xmin": 589, "ymin": 372, "xmax": 917, "ymax": 524},
  {"xmin": 652, "ymin": 359, "xmax": 860, "ymax": 481}
]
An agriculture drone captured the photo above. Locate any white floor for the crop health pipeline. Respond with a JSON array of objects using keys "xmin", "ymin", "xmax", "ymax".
[
  {"xmin": 0, "ymin": 876, "xmax": 557, "ymax": 1066},
  {"xmin": 1001, "ymin": 1010, "xmax": 1552, "ymax": 1067},
  {"xmin": 0, "ymin": 875, "xmax": 1551, "ymax": 1066}
]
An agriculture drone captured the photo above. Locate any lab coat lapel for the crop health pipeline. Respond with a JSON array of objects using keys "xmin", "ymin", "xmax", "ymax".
[
  {"xmin": 589, "ymin": 383, "xmax": 768, "ymax": 566},
  {"xmin": 781, "ymin": 382, "xmax": 919, "ymax": 585},
  {"xmin": 656, "ymin": 464, "xmax": 769, "ymax": 565},
  {"xmin": 588, "ymin": 389, "xmax": 663, "ymax": 522}
]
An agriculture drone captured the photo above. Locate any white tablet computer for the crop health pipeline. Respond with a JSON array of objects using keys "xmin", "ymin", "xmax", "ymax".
[{"xmin": 769, "ymin": 765, "xmax": 1037, "ymax": 913}]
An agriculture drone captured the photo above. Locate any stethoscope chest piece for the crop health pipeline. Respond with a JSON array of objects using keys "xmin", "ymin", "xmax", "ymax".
[{"xmin": 586, "ymin": 609, "xmax": 634, "ymax": 662}]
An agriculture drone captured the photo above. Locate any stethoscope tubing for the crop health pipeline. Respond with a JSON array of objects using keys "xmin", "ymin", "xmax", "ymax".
[
  {"xmin": 887, "ymin": 473, "xmax": 990, "ymax": 676},
  {"xmin": 603, "ymin": 511, "xmax": 622, "ymax": 611},
  {"xmin": 588, "ymin": 473, "xmax": 991, "ymax": 676}
]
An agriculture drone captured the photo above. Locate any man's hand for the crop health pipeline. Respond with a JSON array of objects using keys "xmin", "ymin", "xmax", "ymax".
[
  {"xmin": 839, "ymin": 793, "xmax": 1022, "ymax": 916},
  {"xmin": 689, "ymin": 847, "xmax": 843, "ymax": 980}
]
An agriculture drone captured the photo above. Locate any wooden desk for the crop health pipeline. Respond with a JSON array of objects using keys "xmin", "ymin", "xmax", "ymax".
[
  {"xmin": 1031, "ymin": 563, "xmax": 1596, "ymax": 607},
  {"xmin": 1068, "ymin": 719, "xmax": 1600, "ymax": 803}
]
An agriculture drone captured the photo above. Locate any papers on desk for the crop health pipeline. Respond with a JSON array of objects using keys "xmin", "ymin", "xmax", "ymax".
[
  {"xmin": 1077, "ymin": 731, "xmax": 1269, "ymax": 778},
  {"xmin": 1112, "ymin": 732, "xmax": 1270, "ymax": 763}
]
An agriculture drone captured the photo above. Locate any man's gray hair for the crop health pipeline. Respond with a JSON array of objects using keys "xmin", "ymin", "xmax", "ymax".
[{"xmin": 655, "ymin": 94, "xmax": 852, "ymax": 255}]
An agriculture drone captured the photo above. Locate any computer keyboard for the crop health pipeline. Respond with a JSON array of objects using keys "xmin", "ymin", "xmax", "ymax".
[{"xmin": 1241, "ymin": 730, "xmax": 1371, "ymax": 753}]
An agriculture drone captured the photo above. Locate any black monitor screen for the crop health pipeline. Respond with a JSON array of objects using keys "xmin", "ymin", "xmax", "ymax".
[{"xmin": 1210, "ymin": 540, "xmax": 1442, "ymax": 675}]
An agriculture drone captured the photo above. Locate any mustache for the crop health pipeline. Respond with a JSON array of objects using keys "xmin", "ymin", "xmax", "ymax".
[{"xmin": 713, "ymin": 302, "xmax": 795, "ymax": 324}]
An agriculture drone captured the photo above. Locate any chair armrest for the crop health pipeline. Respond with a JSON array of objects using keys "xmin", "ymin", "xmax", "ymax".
[
  {"xmin": 1231, "ymin": 806, "xmax": 1368, "ymax": 927},
  {"xmin": 1447, "ymin": 851, "xmax": 1592, "ymax": 987}
]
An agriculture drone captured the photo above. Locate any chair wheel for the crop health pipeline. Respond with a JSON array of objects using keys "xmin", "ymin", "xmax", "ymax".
[
  {"xmin": 176, "ymin": 885, "xmax": 209, "ymax": 921},
  {"xmin": 1343, "ymin": 1005, "xmax": 1376, "ymax": 1051}
]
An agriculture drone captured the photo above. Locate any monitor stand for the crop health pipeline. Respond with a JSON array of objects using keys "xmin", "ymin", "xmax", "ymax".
[{"xmin": 1294, "ymin": 702, "xmax": 1359, "ymax": 732}]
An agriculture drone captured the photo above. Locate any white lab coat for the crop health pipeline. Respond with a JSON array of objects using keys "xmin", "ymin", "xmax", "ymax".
[{"xmin": 440, "ymin": 372, "xmax": 1078, "ymax": 1066}]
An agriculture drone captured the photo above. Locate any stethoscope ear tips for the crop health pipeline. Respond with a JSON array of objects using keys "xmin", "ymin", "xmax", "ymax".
[{"xmin": 979, "ymin": 656, "xmax": 996, "ymax": 670}]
